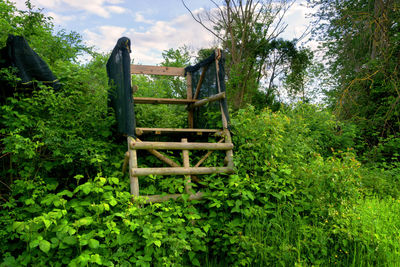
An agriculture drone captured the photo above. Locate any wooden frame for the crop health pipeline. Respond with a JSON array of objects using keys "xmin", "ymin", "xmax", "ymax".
[{"xmin": 126, "ymin": 49, "xmax": 234, "ymax": 203}]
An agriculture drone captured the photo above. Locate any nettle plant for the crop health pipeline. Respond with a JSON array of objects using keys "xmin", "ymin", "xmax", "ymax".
[{"xmin": 0, "ymin": 174, "xmax": 210, "ymax": 266}]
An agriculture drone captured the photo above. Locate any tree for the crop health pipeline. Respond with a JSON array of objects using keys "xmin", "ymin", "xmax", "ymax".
[
  {"xmin": 183, "ymin": 0, "xmax": 312, "ymax": 109},
  {"xmin": 308, "ymin": 0, "xmax": 400, "ymax": 159}
]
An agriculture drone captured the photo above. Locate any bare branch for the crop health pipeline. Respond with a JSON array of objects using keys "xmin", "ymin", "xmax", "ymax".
[{"xmin": 181, "ymin": 0, "xmax": 224, "ymax": 41}]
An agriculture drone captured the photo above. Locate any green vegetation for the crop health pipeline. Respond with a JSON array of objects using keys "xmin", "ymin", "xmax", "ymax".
[{"xmin": 0, "ymin": 0, "xmax": 399, "ymax": 266}]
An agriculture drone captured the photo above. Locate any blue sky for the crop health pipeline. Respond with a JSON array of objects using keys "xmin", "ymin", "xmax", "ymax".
[{"xmin": 14, "ymin": 0, "xmax": 314, "ymax": 65}]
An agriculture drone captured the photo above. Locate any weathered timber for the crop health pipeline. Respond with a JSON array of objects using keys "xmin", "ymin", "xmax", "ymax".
[
  {"xmin": 190, "ymin": 92, "xmax": 225, "ymax": 109},
  {"xmin": 182, "ymin": 138, "xmax": 192, "ymax": 193},
  {"xmin": 194, "ymin": 139, "xmax": 224, "ymax": 167},
  {"xmin": 187, "ymin": 73, "xmax": 194, "ymax": 128},
  {"xmin": 144, "ymin": 191, "xmax": 204, "ymax": 203},
  {"xmin": 224, "ymin": 129, "xmax": 234, "ymax": 168},
  {"xmin": 135, "ymin": 127, "xmax": 221, "ymax": 136},
  {"xmin": 131, "ymin": 65, "xmax": 185, "ymax": 76},
  {"xmin": 128, "ymin": 137, "xmax": 139, "ymax": 196},
  {"xmin": 193, "ymin": 66, "xmax": 209, "ymax": 100},
  {"xmin": 131, "ymin": 166, "xmax": 234, "ymax": 176},
  {"xmin": 130, "ymin": 141, "xmax": 233, "ymax": 151},
  {"xmin": 136, "ymin": 138, "xmax": 180, "ymax": 167},
  {"xmin": 134, "ymin": 97, "xmax": 197, "ymax": 105}
]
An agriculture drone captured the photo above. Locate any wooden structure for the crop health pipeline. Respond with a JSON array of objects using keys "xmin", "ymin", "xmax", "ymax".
[{"xmin": 123, "ymin": 50, "xmax": 234, "ymax": 203}]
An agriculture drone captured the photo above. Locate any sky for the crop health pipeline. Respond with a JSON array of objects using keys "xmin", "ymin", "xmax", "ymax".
[{"xmin": 13, "ymin": 0, "xmax": 315, "ymax": 65}]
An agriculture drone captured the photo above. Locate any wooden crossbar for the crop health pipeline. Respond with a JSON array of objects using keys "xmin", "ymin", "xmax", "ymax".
[
  {"xmin": 130, "ymin": 141, "xmax": 233, "ymax": 150},
  {"xmin": 131, "ymin": 65, "xmax": 185, "ymax": 76},
  {"xmin": 131, "ymin": 166, "xmax": 234, "ymax": 176},
  {"xmin": 191, "ymin": 92, "xmax": 225, "ymax": 108}
]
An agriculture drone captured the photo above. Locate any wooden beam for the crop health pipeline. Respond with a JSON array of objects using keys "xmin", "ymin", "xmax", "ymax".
[
  {"xmin": 224, "ymin": 129, "xmax": 234, "ymax": 168},
  {"xmin": 182, "ymin": 138, "xmax": 192, "ymax": 193},
  {"xmin": 131, "ymin": 65, "xmax": 185, "ymax": 76},
  {"xmin": 187, "ymin": 72, "xmax": 194, "ymax": 128},
  {"xmin": 133, "ymin": 97, "xmax": 197, "ymax": 105},
  {"xmin": 193, "ymin": 66, "xmax": 209, "ymax": 100},
  {"xmin": 135, "ymin": 127, "xmax": 221, "ymax": 136},
  {"xmin": 131, "ymin": 166, "xmax": 234, "ymax": 176},
  {"xmin": 194, "ymin": 139, "xmax": 224, "ymax": 167},
  {"xmin": 136, "ymin": 138, "xmax": 181, "ymax": 167},
  {"xmin": 144, "ymin": 192, "xmax": 204, "ymax": 203},
  {"xmin": 128, "ymin": 137, "xmax": 139, "ymax": 197},
  {"xmin": 130, "ymin": 141, "xmax": 233, "ymax": 151},
  {"xmin": 190, "ymin": 92, "xmax": 225, "ymax": 109}
]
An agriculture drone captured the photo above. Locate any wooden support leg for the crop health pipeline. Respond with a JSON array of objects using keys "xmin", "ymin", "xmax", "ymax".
[
  {"xmin": 224, "ymin": 130, "xmax": 234, "ymax": 168},
  {"xmin": 128, "ymin": 137, "xmax": 139, "ymax": 197},
  {"xmin": 182, "ymin": 138, "xmax": 192, "ymax": 194}
]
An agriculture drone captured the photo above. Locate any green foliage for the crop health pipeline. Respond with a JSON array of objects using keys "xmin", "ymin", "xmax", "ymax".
[
  {"xmin": 0, "ymin": 175, "xmax": 208, "ymax": 266},
  {"xmin": 0, "ymin": 54, "xmax": 115, "ymax": 181},
  {"xmin": 1, "ymin": 102, "xmax": 400, "ymax": 266},
  {"xmin": 308, "ymin": 0, "xmax": 400, "ymax": 162}
]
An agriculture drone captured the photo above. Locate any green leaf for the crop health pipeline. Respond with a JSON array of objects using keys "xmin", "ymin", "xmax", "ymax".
[
  {"xmin": 192, "ymin": 258, "xmax": 201, "ymax": 266},
  {"xmin": 88, "ymin": 238, "xmax": 99, "ymax": 249},
  {"xmin": 110, "ymin": 177, "xmax": 119, "ymax": 185},
  {"xmin": 153, "ymin": 240, "xmax": 161, "ymax": 247},
  {"xmin": 109, "ymin": 198, "xmax": 117, "ymax": 206},
  {"xmin": 39, "ymin": 240, "xmax": 51, "ymax": 253},
  {"xmin": 42, "ymin": 218, "xmax": 51, "ymax": 229},
  {"xmin": 29, "ymin": 239, "xmax": 40, "ymax": 249},
  {"xmin": 63, "ymin": 236, "xmax": 77, "ymax": 245},
  {"xmin": 90, "ymin": 254, "xmax": 102, "ymax": 265}
]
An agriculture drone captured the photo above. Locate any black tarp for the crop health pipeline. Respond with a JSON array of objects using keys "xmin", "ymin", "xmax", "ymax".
[
  {"xmin": 185, "ymin": 50, "xmax": 230, "ymax": 129},
  {"xmin": 106, "ymin": 37, "xmax": 136, "ymax": 137},
  {"xmin": 0, "ymin": 34, "xmax": 60, "ymax": 101}
]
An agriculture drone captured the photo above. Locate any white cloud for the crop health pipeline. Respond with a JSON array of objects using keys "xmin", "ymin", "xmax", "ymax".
[
  {"xmin": 83, "ymin": 9, "xmax": 216, "ymax": 65},
  {"xmin": 83, "ymin": 25, "xmax": 127, "ymax": 52},
  {"xmin": 14, "ymin": 0, "xmax": 127, "ymax": 18},
  {"xmin": 47, "ymin": 11, "xmax": 76, "ymax": 25},
  {"xmin": 134, "ymin": 12, "xmax": 155, "ymax": 24}
]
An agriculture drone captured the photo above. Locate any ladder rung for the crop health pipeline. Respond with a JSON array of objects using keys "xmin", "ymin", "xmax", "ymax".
[
  {"xmin": 131, "ymin": 166, "xmax": 234, "ymax": 176},
  {"xmin": 130, "ymin": 141, "xmax": 233, "ymax": 150}
]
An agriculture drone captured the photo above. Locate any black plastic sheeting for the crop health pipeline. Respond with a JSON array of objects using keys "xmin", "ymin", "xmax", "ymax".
[
  {"xmin": 185, "ymin": 51, "xmax": 230, "ymax": 129},
  {"xmin": 0, "ymin": 34, "xmax": 60, "ymax": 101},
  {"xmin": 106, "ymin": 37, "xmax": 136, "ymax": 137}
]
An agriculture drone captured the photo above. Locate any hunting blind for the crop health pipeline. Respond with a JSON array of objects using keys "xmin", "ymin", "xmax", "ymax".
[{"xmin": 107, "ymin": 38, "xmax": 234, "ymax": 203}]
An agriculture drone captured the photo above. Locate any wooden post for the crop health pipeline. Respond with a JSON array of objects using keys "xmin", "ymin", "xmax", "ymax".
[
  {"xmin": 193, "ymin": 66, "xmax": 209, "ymax": 100},
  {"xmin": 186, "ymin": 72, "xmax": 194, "ymax": 128},
  {"xmin": 182, "ymin": 138, "xmax": 192, "ymax": 194},
  {"xmin": 128, "ymin": 137, "xmax": 139, "ymax": 197},
  {"xmin": 215, "ymin": 49, "xmax": 228, "ymax": 129},
  {"xmin": 224, "ymin": 129, "xmax": 234, "ymax": 168}
]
